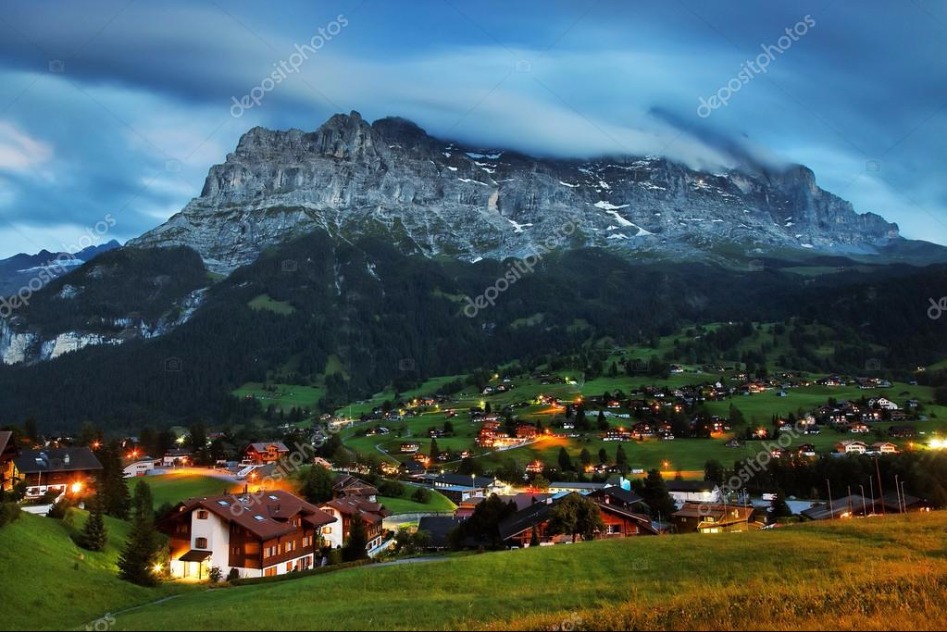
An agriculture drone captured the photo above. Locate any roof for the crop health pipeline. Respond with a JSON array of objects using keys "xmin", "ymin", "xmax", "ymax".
[
  {"xmin": 672, "ymin": 502, "xmax": 754, "ymax": 523},
  {"xmin": 424, "ymin": 473, "xmax": 496, "ymax": 488},
  {"xmin": 666, "ymin": 480, "xmax": 717, "ymax": 493},
  {"xmin": 321, "ymin": 496, "xmax": 391, "ymax": 523},
  {"xmin": 332, "ymin": 474, "xmax": 379, "ymax": 497},
  {"xmin": 548, "ymin": 482, "xmax": 606, "ymax": 491},
  {"xmin": 417, "ymin": 516, "xmax": 465, "ymax": 548},
  {"xmin": 800, "ymin": 495, "xmax": 873, "ymax": 520},
  {"xmin": 179, "ymin": 550, "xmax": 213, "ymax": 562},
  {"xmin": 164, "ymin": 448, "xmax": 192, "ymax": 457},
  {"xmin": 13, "ymin": 447, "xmax": 103, "ymax": 474},
  {"xmin": 590, "ymin": 486, "xmax": 644, "ymax": 507},
  {"xmin": 164, "ymin": 490, "xmax": 335, "ymax": 541},
  {"xmin": 0, "ymin": 431, "xmax": 16, "ymax": 459},
  {"xmin": 594, "ymin": 501, "xmax": 659, "ymax": 535},
  {"xmin": 498, "ymin": 499, "xmax": 554, "ymax": 541},
  {"xmin": 246, "ymin": 441, "xmax": 290, "ymax": 453}
]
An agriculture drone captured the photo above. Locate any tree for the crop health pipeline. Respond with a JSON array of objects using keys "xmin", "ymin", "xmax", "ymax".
[
  {"xmin": 596, "ymin": 410, "xmax": 609, "ymax": 432},
  {"xmin": 704, "ymin": 459, "xmax": 725, "ymax": 485},
  {"xmin": 429, "ymin": 438, "xmax": 440, "ymax": 463},
  {"xmin": 546, "ymin": 494, "xmax": 605, "ymax": 543},
  {"xmin": 557, "ymin": 447, "xmax": 573, "ymax": 472},
  {"xmin": 770, "ymin": 492, "xmax": 792, "ymax": 521},
  {"xmin": 342, "ymin": 515, "xmax": 369, "ymax": 562},
  {"xmin": 118, "ymin": 481, "xmax": 162, "ymax": 586},
  {"xmin": 411, "ymin": 486, "xmax": 431, "ymax": 503},
  {"xmin": 640, "ymin": 469, "xmax": 676, "ymax": 521},
  {"xmin": 616, "ymin": 444, "xmax": 628, "ymax": 474},
  {"xmin": 99, "ymin": 441, "xmax": 131, "ymax": 520},
  {"xmin": 531, "ymin": 475, "xmax": 550, "ymax": 491},
  {"xmin": 529, "ymin": 524, "xmax": 540, "ymax": 547},
  {"xmin": 299, "ymin": 465, "xmax": 334, "ymax": 504},
  {"xmin": 598, "ymin": 448, "xmax": 608, "ymax": 465},
  {"xmin": 77, "ymin": 493, "xmax": 108, "ymax": 551},
  {"xmin": 579, "ymin": 448, "xmax": 592, "ymax": 468},
  {"xmin": 448, "ymin": 493, "xmax": 517, "ymax": 550}
]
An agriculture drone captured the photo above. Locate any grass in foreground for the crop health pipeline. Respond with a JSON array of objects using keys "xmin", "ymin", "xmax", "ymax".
[
  {"xmin": 104, "ymin": 512, "xmax": 947, "ymax": 631},
  {"xmin": 0, "ymin": 511, "xmax": 187, "ymax": 631}
]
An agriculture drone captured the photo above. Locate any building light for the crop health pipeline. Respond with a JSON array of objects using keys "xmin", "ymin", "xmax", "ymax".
[{"xmin": 70, "ymin": 482, "xmax": 83, "ymax": 494}]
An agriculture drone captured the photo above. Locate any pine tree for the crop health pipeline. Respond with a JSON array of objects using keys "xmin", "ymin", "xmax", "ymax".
[
  {"xmin": 557, "ymin": 447, "xmax": 573, "ymax": 472},
  {"xmin": 429, "ymin": 438, "xmax": 440, "ymax": 463},
  {"xmin": 99, "ymin": 441, "xmax": 131, "ymax": 519},
  {"xmin": 342, "ymin": 514, "xmax": 369, "ymax": 562},
  {"xmin": 118, "ymin": 481, "xmax": 162, "ymax": 586},
  {"xmin": 596, "ymin": 410, "xmax": 609, "ymax": 431},
  {"xmin": 579, "ymin": 448, "xmax": 592, "ymax": 468},
  {"xmin": 616, "ymin": 444, "xmax": 628, "ymax": 473},
  {"xmin": 641, "ymin": 469, "xmax": 677, "ymax": 521},
  {"xmin": 78, "ymin": 494, "xmax": 108, "ymax": 551}
]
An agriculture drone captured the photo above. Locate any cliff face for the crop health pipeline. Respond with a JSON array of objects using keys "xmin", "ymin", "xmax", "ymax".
[{"xmin": 129, "ymin": 111, "xmax": 899, "ymax": 274}]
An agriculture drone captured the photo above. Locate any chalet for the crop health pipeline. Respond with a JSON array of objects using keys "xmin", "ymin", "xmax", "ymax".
[
  {"xmin": 672, "ymin": 502, "xmax": 755, "ymax": 534},
  {"xmin": 123, "ymin": 458, "xmax": 160, "ymax": 478},
  {"xmin": 604, "ymin": 428, "xmax": 632, "ymax": 441},
  {"xmin": 588, "ymin": 486, "xmax": 646, "ymax": 512},
  {"xmin": 801, "ymin": 495, "xmax": 873, "ymax": 520},
  {"xmin": 399, "ymin": 443, "xmax": 421, "ymax": 454},
  {"xmin": 244, "ymin": 442, "xmax": 290, "ymax": 465},
  {"xmin": 0, "ymin": 431, "xmax": 17, "ymax": 492},
  {"xmin": 836, "ymin": 440, "xmax": 867, "ymax": 455},
  {"xmin": 160, "ymin": 490, "xmax": 335, "ymax": 580},
  {"xmin": 332, "ymin": 475, "xmax": 378, "ymax": 501},
  {"xmin": 888, "ymin": 425, "xmax": 917, "ymax": 439},
  {"xmin": 666, "ymin": 480, "xmax": 721, "ymax": 508},
  {"xmin": 399, "ymin": 461, "xmax": 425, "ymax": 477},
  {"xmin": 498, "ymin": 493, "xmax": 657, "ymax": 547},
  {"xmin": 848, "ymin": 422, "xmax": 870, "ymax": 434},
  {"xmin": 870, "ymin": 441, "xmax": 898, "ymax": 455},
  {"xmin": 162, "ymin": 448, "xmax": 192, "ymax": 467},
  {"xmin": 418, "ymin": 473, "xmax": 506, "ymax": 503},
  {"xmin": 515, "ymin": 424, "xmax": 539, "ymax": 439},
  {"xmin": 318, "ymin": 496, "xmax": 390, "ymax": 553},
  {"xmin": 869, "ymin": 397, "xmax": 899, "ymax": 411},
  {"xmin": 878, "ymin": 491, "xmax": 930, "ymax": 514},
  {"xmin": 453, "ymin": 495, "xmax": 486, "ymax": 519},
  {"xmin": 12, "ymin": 448, "xmax": 103, "ymax": 499}
]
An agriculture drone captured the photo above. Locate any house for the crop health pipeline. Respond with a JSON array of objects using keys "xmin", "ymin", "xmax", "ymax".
[
  {"xmin": 417, "ymin": 516, "xmax": 465, "ymax": 550},
  {"xmin": 848, "ymin": 422, "xmax": 871, "ymax": 434},
  {"xmin": 588, "ymin": 486, "xmax": 646, "ymax": 512},
  {"xmin": 123, "ymin": 457, "xmax": 160, "ymax": 478},
  {"xmin": 162, "ymin": 448, "xmax": 192, "ymax": 467},
  {"xmin": 418, "ymin": 473, "xmax": 506, "ymax": 503},
  {"xmin": 801, "ymin": 495, "xmax": 874, "ymax": 520},
  {"xmin": 836, "ymin": 440, "xmax": 868, "ymax": 455},
  {"xmin": 498, "ymin": 493, "xmax": 657, "ymax": 547},
  {"xmin": 399, "ymin": 443, "xmax": 421, "ymax": 454},
  {"xmin": 332, "ymin": 475, "xmax": 378, "ymax": 501},
  {"xmin": 160, "ymin": 490, "xmax": 335, "ymax": 580},
  {"xmin": 0, "ymin": 431, "xmax": 18, "ymax": 492},
  {"xmin": 888, "ymin": 425, "xmax": 917, "ymax": 439},
  {"xmin": 666, "ymin": 480, "xmax": 721, "ymax": 508},
  {"xmin": 318, "ymin": 496, "xmax": 390, "ymax": 554},
  {"xmin": 12, "ymin": 448, "xmax": 103, "ymax": 499},
  {"xmin": 243, "ymin": 442, "xmax": 290, "ymax": 465},
  {"xmin": 870, "ymin": 441, "xmax": 898, "ymax": 455},
  {"xmin": 672, "ymin": 502, "xmax": 755, "ymax": 534},
  {"xmin": 515, "ymin": 424, "xmax": 538, "ymax": 439},
  {"xmin": 869, "ymin": 397, "xmax": 899, "ymax": 411},
  {"xmin": 548, "ymin": 481, "xmax": 607, "ymax": 495}
]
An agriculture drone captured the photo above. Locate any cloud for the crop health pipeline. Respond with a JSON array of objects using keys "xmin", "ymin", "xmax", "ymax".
[{"xmin": 0, "ymin": 121, "xmax": 52, "ymax": 172}]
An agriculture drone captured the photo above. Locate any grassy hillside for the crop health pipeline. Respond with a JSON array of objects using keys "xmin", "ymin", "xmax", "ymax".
[
  {"xmin": 104, "ymin": 512, "xmax": 946, "ymax": 631},
  {"xmin": 129, "ymin": 473, "xmax": 241, "ymax": 508},
  {"xmin": 0, "ymin": 511, "xmax": 187, "ymax": 631}
]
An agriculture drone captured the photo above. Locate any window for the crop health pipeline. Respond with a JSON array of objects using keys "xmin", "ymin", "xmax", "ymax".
[
  {"xmin": 197, "ymin": 510, "xmax": 208, "ymax": 520},
  {"xmin": 286, "ymin": 562, "xmax": 293, "ymax": 572},
  {"xmin": 195, "ymin": 537, "xmax": 208, "ymax": 549},
  {"xmin": 264, "ymin": 567, "xmax": 277, "ymax": 577},
  {"xmin": 321, "ymin": 526, "xmax": 332, "ymax": 535},
  {"xmin": 608, "ymin": 524, "xmax": 622, "ymax": 534}
]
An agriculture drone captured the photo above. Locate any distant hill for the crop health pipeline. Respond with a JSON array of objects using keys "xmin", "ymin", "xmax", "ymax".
[{"xmin": 0, "ymin": 239, "xmax": 121, "ymax": 296}]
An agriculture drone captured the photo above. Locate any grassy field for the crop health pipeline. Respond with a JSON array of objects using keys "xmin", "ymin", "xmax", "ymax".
[
  {"xmin": 95, "ymin": 512, "xmax": 947, "ymax": 631},
  {"xmin": 232, "ymin": 382, "xmax": 325, "ymax": 414},
  {"xmin": 129, "ymin": 473, "xmax": 241, "ymax": 508},
  {"xmin": 378, "ymin": 483, "xmax": 457, "ymax": 515},
  {"xmin": 247, "ymin": 294, "xmax": 295, "ymax": 315},
  {"xmin": 0, "ymin": 510, "xmax": 188, "ymax": 631}
]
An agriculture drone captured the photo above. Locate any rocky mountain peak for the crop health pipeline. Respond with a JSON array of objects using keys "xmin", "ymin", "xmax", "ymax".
[{"xmin": 132, "ymin": 111, "xmax": 904, "ymax": 274}]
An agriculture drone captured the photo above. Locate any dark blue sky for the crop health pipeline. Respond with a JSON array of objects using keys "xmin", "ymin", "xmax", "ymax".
[{"xmin": 0, "ymin": 0, "xmax": 945, "ymax": 256}]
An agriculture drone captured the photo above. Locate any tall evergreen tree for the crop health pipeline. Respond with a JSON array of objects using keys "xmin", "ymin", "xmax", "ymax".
[
  {"xmin": 641, "ymin": 469, "xmax": 677, "ymax": 521},
  {"xmin": 616, "ymin": 444, "xmax": 629, "ymax": 474},
  {"xmin": 557, "ymin": 447, "xmax": 573, "ymax": 472},
  {"xmin": 77, "ymin": 493, "xmax": 107, "ymax": 551},
  {"xmin": 429, "ymin": 438, "xmax": 440, "ymax": 463},
  {"xmin": 99, "ymin": 441, "xmax": 131, "ymax": 519},
  {"xmin": 299, "ymin": 465, "xmax": 334, "ymax": 504},
  {"xmin": 342, "ymin": 514, "xmax": 369, "ymax": 562},
  {"xmin": 118, "ymin": 481, "xmax": 162, "ymax": 586}
]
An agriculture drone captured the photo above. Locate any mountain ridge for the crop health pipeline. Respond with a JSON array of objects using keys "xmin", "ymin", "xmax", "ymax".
[{"xmin": 129, "ymin": 111, "xmax": 924, "ymax": 274}]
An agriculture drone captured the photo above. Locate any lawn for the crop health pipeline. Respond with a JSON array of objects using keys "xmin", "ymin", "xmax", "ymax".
[
  {"xmin": 0, "ymin": 510, "xmax": 188, "ymax": 631},
  {"xmin": 102, "ymin": 512, "xmax": 947, "ymax": 631},
  {"xmin": 232, "ymin": 382, "xmax": 325, "ymax": 415},
  {"xmin": 130, "ymin": 473, "xmax": 240, "ymax": 509},
  {"xmin": 378, "ymin": 487, "xmax": 456, "ymax": 515},
  {"xmin": 247, "ymin": 294, "xmax": 295, "ymax": 315}
]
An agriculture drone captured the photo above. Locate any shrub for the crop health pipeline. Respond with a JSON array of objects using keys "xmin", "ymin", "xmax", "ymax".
[
  {"xmin": 0, "ymin": 502, "xmax": 21, "ymax": 528},
  {"xmin": 377, "ymin": 479, "xmax": 405, "ymax": 497},
  {"xmin": 411, "ymin": 486, "xmax": 431, "ymax": 503},
  {"xmin": 227, "ymin": 567, "xmax": 240, "ymax": 582},
  {"xmin": 209, "ymin": 566, "xmax": 223, "ymax": 584},
  {"xmin": 47, "ymin": 498, "xmax": 74, "ymax": 519}
]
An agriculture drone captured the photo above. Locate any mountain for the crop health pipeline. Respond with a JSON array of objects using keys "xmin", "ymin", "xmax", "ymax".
[
  {"xmin": 129, "ymin": 111, "xmax": 936, "ymax": 275},
  {"xmin": 0, "ymin": 240, "xmax": 121, "ymax": 296}
]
